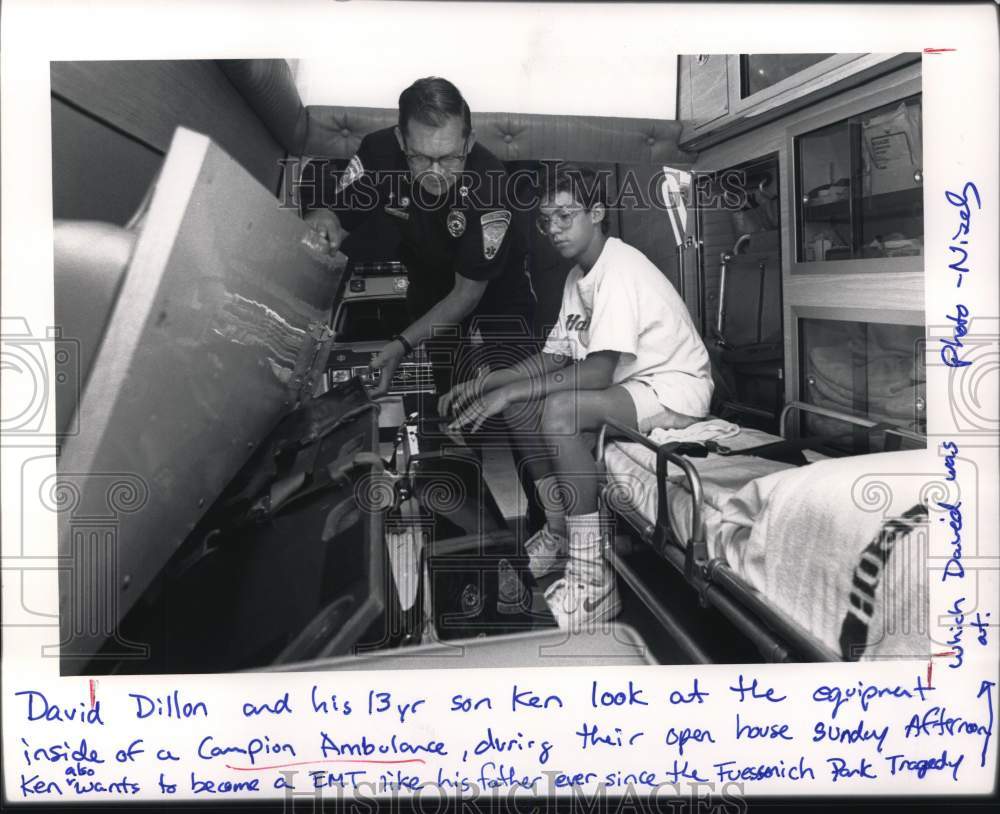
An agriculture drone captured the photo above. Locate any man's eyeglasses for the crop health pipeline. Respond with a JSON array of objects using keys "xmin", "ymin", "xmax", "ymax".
[
  {"xmin": 535, "ymin": 207, "xmax": 585, "ymax": 235},
  {"xmin": 403, "ymin": 139, "xmax": 468, "ymax": 172}
]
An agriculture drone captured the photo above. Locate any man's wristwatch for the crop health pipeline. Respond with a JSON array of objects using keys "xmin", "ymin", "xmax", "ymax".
[{"xmin": 392, "ymin": 334, "xmax": 414, "ymax": 356}]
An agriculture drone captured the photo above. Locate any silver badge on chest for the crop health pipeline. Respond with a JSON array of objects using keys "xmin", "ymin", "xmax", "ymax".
[{"xmin": 447, "ymin": 209, "xmax": 467, "ymax": 238}]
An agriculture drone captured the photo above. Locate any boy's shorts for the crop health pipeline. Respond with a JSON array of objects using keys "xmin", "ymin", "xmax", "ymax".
[{"xmin": 620, "ymin": 379, "xmax": 701, "ymax": 435}]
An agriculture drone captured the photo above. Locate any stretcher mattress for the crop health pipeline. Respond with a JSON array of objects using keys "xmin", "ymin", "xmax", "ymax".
[{"xmin": 604, "ymin": 432, "xmax": 930, "ymax": 661}]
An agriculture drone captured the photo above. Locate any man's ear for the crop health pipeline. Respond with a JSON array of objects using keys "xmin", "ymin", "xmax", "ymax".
[
  {"xmin": 465, "ymin": 129, "xmax": 477, "ymax": 154},
  {"xmin": 393, "ymin": 125, "xmax": 406, "ymax": 152},
  {"xmin": 590, "ymin": 202, "xmax": 606, "ymax": 227}
]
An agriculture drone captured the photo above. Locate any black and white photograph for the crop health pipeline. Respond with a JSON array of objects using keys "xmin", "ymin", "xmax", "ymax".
[
  {"xmin": 50, "ymin": 48, "xmax": 932, "ymax": 675},
  {"xmin": 2, "ymin": 0, "xmax": 998, "ymax": 807}
]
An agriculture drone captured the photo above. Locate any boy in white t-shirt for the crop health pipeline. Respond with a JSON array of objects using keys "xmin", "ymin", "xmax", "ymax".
[{"xmin": 440, "ymin": 164, "xmax": 713, "ymax": 630}]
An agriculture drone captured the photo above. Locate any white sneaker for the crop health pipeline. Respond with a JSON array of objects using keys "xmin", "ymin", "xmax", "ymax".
[
  {"xmin": 543, "ymin": 576, "xmax": 621, "ymax": 631},
  {"xmin": 523, "ymin": 524, "xmax": 567, "ymax": 579}
]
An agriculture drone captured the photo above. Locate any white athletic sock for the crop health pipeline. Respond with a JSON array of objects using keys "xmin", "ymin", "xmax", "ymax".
[{"xmin": 564, "ymin": 511, "xmax": 613, "ymax": 587}]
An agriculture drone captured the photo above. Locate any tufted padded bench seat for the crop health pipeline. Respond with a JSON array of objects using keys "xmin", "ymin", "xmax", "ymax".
[
  {"xmin": 303, "ymin": 106, "xmax": 694, "ymax": 165},
  {"xmin": 217, "ymin": 59, "xmax": 694, "ymax": 165}
]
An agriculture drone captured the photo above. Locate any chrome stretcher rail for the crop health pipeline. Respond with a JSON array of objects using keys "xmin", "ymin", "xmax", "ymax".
[
  {"xmin": 610, "ymin": 501, "xmax": 794, "ymax": 664},
  {"xmin": 597, "ymin": 417, "xmax": 708, "ymax": 580},
  {"xmin": 703, "ymin": 561, "xmax": 839, "ymax": 662},
  {"xmin": 779, "ymin": 400, "xmax": 926, "ymax": 449},
  {"xmin": 607, "ymin": 540, "xmax": 713, "ymax": 665}
]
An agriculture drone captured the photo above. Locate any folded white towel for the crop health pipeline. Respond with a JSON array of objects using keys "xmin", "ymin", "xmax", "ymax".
[{"xmin": 648, "ymin": 418, "xmax": 741, "ymax": 446}]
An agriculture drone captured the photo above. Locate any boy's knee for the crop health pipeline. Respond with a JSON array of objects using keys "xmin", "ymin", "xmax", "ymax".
[
  {"xmin": 540, "ymin": 391, "xmax": 579, "ymax": 436},
  {"xmin": 500, "ymin": 399, "xmax": 542, "ymax": 433}
]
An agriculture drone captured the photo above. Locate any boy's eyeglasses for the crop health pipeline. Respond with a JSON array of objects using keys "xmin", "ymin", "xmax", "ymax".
[
  {"xmin": 403, "ymin": 139, "xmax": 468, "ymax": 172},
  {"xmin": 535, "ymin": 207, "xmax": 585, "ymax": 235}
]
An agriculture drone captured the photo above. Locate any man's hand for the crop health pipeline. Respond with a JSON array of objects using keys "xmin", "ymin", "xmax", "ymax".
[
  {"xmin": 369, "ymin": 339, "xmax": 407, "ymax": 398},
  {"xmin": 448, "ymin": 388, "xmax": 510, "ymax": 434},
  {"xmin": 301, "ymin": 209, "xmax": 346, "ymax": 263},
  {"xmin": 438, "ymin": 369, "xmax": 488, "ymax": 418}
]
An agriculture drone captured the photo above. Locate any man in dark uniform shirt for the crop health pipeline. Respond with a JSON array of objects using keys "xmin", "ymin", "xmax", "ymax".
[{"xmin": 304, "ymin": 77, "xmax": 537, "ymax": 401}]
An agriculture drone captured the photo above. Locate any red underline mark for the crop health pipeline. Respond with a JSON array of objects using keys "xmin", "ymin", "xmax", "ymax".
[
  {"xmin": 89, "ymin": 679, "xmax": 97, "ymax": 709},
  {"xmin": 225, "ymin": 758, "xmax": 427, "ymax": 772},
  {"xmin": 923, "ymin": 48, "xmax": 956, "ymax": 54},
  {"xmin": 927, "ymin": 652, "xmax": 958, "ymax": 687}
]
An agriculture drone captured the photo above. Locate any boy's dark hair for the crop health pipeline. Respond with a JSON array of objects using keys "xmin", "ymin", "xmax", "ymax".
[
  {"xmin": 541, "ymin": 163, "xmax": 611, "ymax": 234},
  {"xmin": 398, "ymin": 77, "xmax": 472, "ymax": 138}
]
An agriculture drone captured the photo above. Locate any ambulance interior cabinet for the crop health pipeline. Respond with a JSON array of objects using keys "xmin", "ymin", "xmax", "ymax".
[
  {"xmin": 797, "ymin": 315, "xmax": 926, "ymax": 453},
  {"xmin": 792, "ymin": 92, "xmax": 923, "ymax": 271}
]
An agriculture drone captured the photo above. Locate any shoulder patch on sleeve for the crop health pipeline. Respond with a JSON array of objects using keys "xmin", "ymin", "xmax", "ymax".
[
  {"xmin": 336, "ymin": 154, "xmax": 364, "ymax": 192},
  {"xmin": 480, "ymin": 210, "xmax": 511, "ymax": 259}
]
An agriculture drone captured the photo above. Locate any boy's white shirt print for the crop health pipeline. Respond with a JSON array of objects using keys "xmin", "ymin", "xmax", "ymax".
[{"xmin": 543, "ymin": 237, "xmax": 713, "ymax": 418}]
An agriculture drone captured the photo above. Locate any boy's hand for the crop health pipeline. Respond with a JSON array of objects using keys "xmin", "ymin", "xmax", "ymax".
[
  {"xmin": 448, "ymin": 388, "xmax": 510, "ymax": 434},
  {"xmin": 438, "ymin": 369, "xmax": 488, "ymax": 418}
]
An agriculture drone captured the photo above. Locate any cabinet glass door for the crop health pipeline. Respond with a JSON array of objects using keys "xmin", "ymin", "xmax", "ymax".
[
  {"xmin": 857, "ymin": 97, "xmax": 923, "ymax": 256},
  {"xmin": 799, "ymin": 317, "xmax": 926, "ymax": 452},
  {"xmin": 797, "ymin": 119, "xmax": 853, "ymax": 261},
  {"xmin": 796, "ymin": 95, "xmax": 923, "ymax": 263},
  {"xmin": 739, "ymin": 54, "xmax": 835, "ymax": 98}
]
